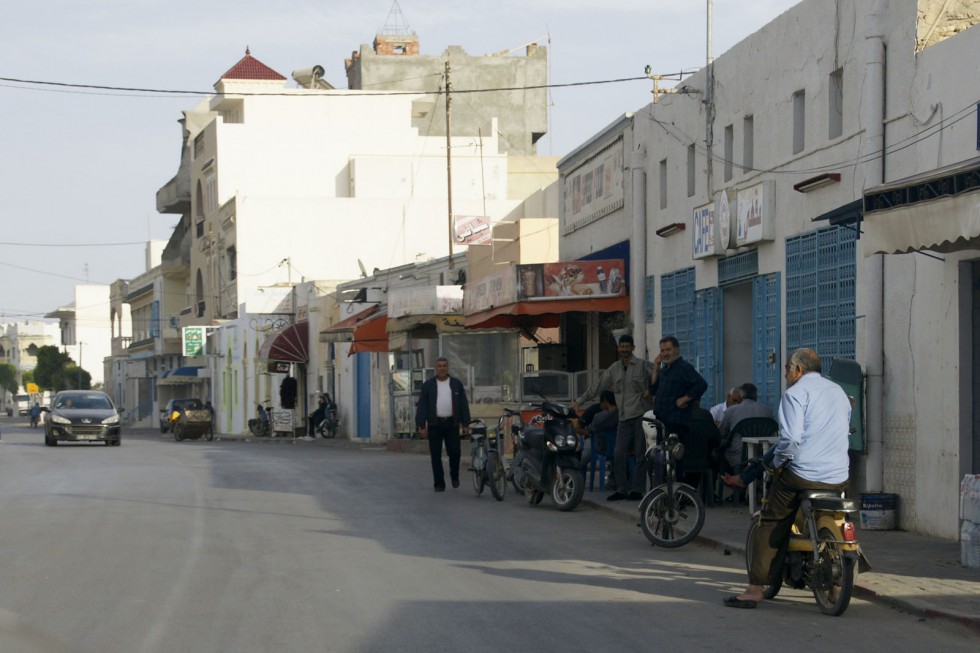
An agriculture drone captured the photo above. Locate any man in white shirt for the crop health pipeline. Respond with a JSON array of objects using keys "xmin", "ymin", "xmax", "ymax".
[{"xmin": 415, "ymin": 357, "xmax": 472, "ymax": 492}]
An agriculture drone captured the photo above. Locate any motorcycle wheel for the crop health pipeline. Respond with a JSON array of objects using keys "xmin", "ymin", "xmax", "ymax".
[
  {"xmin": 639, "ymin": 484, "xmax": 705, "ymax": 548},
  {"xmin": 487, "ymin": 452, "xmax": 506, "ymax": 501},
  {"xmin": 509, "ymin": 457, "xmax": 527, "ymax": 495},
  {"xmin": 527, "ymin": 489, "xmax": 545, "ymax": 506},
  {"xmin": 812, "ymin": 527, "xmax": 855, "ymax": 616},
  {"xmin": 551, "ymin": 467, "xmax": 585, "ymax": 512},
  {"xmin": 472, "ymin": 467, "xmax": 486, "ymax": 495},
  {"xmin": 745, "ymin": 520, "xmax": 782, "ymax": 599},
  {"xmin": 205, "ymin": 425, "xmax": 214, "ymax": 442}
]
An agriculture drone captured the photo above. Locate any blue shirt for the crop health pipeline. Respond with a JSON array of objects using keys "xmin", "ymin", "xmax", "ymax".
[{"xmin": 773, "ymin": 372, "xmax": 851, "ymax": 484}]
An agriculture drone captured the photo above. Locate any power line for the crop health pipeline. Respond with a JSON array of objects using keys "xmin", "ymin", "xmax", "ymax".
[{"xmin": 0, "ymin": 240, "xmax": 148, "ymax": 247}]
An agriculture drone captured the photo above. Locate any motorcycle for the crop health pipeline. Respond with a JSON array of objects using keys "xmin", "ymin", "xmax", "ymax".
[
  {"xmin": 247, "ymin": 402, "xmax": 272, "ymax": 437},
  {"xmin": 315, "ymin": 406, "xmax": 339, "ymax": 439},
  {"xmin": 515, "ymin": 400, "xmax": 584, "ymax": 511},
  {"xmin": 746, "ymin": 458, "xmax": 872, "ymax": 616}
]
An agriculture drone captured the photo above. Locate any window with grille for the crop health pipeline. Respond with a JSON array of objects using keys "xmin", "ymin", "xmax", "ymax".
[
  {"xmin": 660, "ymin": 267, "xmax": 695, "ymax": 352},
  {"xmin": 785, "ymin": 225, "xmax": 856, "ymax": 358}
]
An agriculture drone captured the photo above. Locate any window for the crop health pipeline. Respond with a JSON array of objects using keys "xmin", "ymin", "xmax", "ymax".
[
  {"xmin": 785, "ymin": 225, "xmax": 856, "ymax": 358},
  {"xmin": 205, "ymin": 172, "xmax": 217, "ymax": 215},
  {"xmin": 659, "ymin": 158, "xmax": 668, "ymax": 209},
  {"xmin": 644, "ymin": 275, "xmax": 656, "ymax": 323},
  {"xmin": 829, "ymin": 68, "xmax": 843, "ymax": 140},
  {"xmin": 193, "ymin": 132, "xmax": 204, "ymax": 159},
  {"xmin": 743, "ymin": 116, "xmax": 754, "ymax": 172},
  {"xmin": 441, "ymin": 332, "xmax": 520, "ymax": 402},
  {"xmin": 793, "ymin": 89, "xmax": 806, "ymax": 154},
  {"xmin": 724, "ymin": 124, "xmax": 734, "ymax": 182},
  {"xmin": 226, "ymin": 246, "xmax": 237, "ymax": 281},
  {"xmin": 687, "ymin": 144, "xmax": 696, "ymax": 197},
  {"xmin": 660, "ymin": 267, "xmax": 696, "ymax": 353}
]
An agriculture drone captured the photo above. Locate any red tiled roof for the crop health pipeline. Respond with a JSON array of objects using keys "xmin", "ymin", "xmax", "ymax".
[{"xmin": 218, "ymin": 47, "xmax": 286, "ymax": 82}]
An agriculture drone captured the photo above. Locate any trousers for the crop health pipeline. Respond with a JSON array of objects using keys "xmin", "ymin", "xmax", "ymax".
[{"xmin": 427, "ymin": 421, "xmax": 461, "ymax": 489}]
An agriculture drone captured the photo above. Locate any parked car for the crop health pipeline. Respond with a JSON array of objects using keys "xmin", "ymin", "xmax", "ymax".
[
  {"xmin": 160, "ymin": 398, "xmax": 205, "ymax": 433},
  {"xmin": 43, "ymin": 390, "xmax": 122, "ymax": 447}
]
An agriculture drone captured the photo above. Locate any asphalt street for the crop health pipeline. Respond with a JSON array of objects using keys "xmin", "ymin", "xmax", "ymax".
[{"xmin": 0, "ymin": 422, "xmax": 976, "ymax": 653}]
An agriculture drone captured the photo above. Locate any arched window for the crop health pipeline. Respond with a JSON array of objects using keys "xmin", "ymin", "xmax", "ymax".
[{"xmin": 195, "ymin": 269, "xmax": 205, "ymax": 318}]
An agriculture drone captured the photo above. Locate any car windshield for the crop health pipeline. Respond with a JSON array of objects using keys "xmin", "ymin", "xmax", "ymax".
[{"xmin": 56, "ymin": 394, "xmax": 112, "ymax": 410}]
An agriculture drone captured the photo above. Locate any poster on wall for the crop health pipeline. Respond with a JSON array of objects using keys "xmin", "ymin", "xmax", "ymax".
[
  {"xmin": 454, "ymin": 215, "xmax": 492, "ymax": 246},
  {"xmin": 182, "ymin": 326, "xmax": 204, "ymax": 356},
  {"xmin": 735, "ymin": 180, "xmax": 775, "ymax": 246},
  {"xmin": 562, "ymin": 138, "xmax": 625, "ymax": 234},
  {"xmin": 517, "ymin": 259, "xmax": 626, "ymax": 300}
]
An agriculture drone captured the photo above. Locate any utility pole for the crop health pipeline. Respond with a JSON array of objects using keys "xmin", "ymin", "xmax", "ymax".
[
  {"xmin": 705, "ymin": 0, "xmax": 715, "ymax": 197},
  {"xmin": 445, "ymin": 60, "xmax": 455, "ymax": 270}
]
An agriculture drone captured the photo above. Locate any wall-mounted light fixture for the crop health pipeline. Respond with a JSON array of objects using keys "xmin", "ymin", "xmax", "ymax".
[
  {"xmin": 793, "ymin": 172, "xmax": 840, "ymax": 193},
  {"xmin": 655, "ymin": 222, "xmax": 686, "ymax": 238}
]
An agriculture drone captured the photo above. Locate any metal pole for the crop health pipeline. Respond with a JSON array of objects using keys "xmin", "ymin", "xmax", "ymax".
[
  {"xmin": 445, "ymin": 60, "xmax": 455, "ymax": 270},
  {"xmin": 705, "ymin": 0, "xmax": 714, "ymax": 197}
]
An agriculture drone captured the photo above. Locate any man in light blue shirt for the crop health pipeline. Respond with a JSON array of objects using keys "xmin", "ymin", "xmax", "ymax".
[{"xmin": 725, "ymin": 348, "xmax": 851, "ymax": 609}]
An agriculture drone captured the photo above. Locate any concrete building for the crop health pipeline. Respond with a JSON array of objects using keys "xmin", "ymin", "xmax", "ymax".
[
  {"xmin": 154, "ymin": 47, "xmax": 557, "ymax": 436},
  {"xmin": 44, "ymin": 284, "xmax": 112, "ymax": 388},
  {"xmin": 0, "ymin": 320, "xmax": 61, "ymax": 383},
  {"xmin": 344, "ymin": 29, "xmax": 548, "ymax": 156},
  {"xmin": 556, "ymin": 0, "xmax": 980, "ymax": 538}
]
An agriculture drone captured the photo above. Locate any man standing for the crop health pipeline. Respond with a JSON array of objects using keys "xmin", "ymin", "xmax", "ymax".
[
  {"xmin": 649, "ymin": 336, "xmax": 708, "ymax": 438},
  {"xmin": 572, "ymin": 334, "xmax": 653, "ymax": 502},
  {"xmin": 416, "ymin": 357, "xmax": 471, "ymax": 492},
  {"xmin": 725, "ymin": 348, "xmax": 851, "ymax": 609}
]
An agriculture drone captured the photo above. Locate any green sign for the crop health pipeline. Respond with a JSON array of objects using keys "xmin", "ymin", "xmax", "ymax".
[{"xmin": 182, "ymin": 327, "xmax": 204, "ymax": 356}]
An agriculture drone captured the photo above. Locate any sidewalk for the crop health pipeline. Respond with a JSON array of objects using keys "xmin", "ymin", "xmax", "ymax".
[
  {"xmin": 130, "ymin": 427, "xmax": 980, "ymax": 634},
  {"xmin": 584, "ymin": 487, "xmax": 980, "ymax": 634}
]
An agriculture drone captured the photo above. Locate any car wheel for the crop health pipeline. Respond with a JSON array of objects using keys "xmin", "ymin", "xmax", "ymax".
[{"xmin": 45, "ymin": 436, "xmax": 57, "ymax": 447}]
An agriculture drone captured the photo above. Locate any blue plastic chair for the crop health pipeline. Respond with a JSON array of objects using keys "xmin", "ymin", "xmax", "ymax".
[{"xmin": 587, "ymin": 430, "xmax": 618, "ymax": 491}]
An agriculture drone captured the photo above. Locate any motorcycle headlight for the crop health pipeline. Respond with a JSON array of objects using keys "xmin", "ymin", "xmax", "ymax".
[
  {"xmin": 52, "ymin": 414, "xmax": 71, "ymax": 425},
  {"xmin": 102, "ymin": 414, "xmax": 120, "ymax": 426},
  {"xmin": 670, "ymin": 442, "xmax": 685, "ymax": 461}
]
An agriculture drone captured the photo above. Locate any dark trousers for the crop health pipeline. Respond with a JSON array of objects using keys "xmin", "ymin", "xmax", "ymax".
[
  {"xmin": 427, "ymin": 421, "xmax": 461, "ymax": 489},
  {"xmin": 748, "ymin": 467, "xmax": 848, "ymax": 585},
  {"xmin": 308, "ymin": 407, "xmax": 325, "ymax": 435},
  {"xmin": 614, "ymin": 415, "xmax": 647, "ymax": 494}
]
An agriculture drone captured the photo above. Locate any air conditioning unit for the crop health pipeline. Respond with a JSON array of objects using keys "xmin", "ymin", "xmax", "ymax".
[{"xmin": 168, "ymin": 315, "xmax": 180, "ymax": 329}]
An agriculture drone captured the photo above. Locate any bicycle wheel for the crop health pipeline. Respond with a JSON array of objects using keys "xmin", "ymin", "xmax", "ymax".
[
  {"xmin": 812, "ymin": 527, "xmax": 855, "ymax": 616},
  {"xmin": 472, "ymin": 448, "xmax": 486, "ymax": 495},
  {"xmin": 745, "ymin": 520, "xmax": 782, "ymax": 599},
  {"xmin": 487, "ymin": 451, "xmax": 506, "ymax": 501},
  {"xmin": 639, "ymin": 483, "xmax": 705, "ymax": 548}
]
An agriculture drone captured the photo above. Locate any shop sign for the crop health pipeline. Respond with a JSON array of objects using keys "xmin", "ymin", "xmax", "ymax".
[
  {"xmin": 517, "ymin": 259, "xmax": 626, "ymax": 300},
  {"xmin": 182, "ymin": 326, "xmax": 205, "ymax": 356},
  {"xmin": 464, "ymin": 266, "xmax": 518, "ymax": 314},
  {"xmin": 735, "ymin": 180, "xmax": 775, "ymax": 246}
]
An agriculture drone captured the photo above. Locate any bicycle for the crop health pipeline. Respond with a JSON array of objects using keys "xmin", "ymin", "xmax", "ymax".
[
  {"xmin": 637, "ymin": 414, "xmax": 706, "ymax": 548},
  {"xmin": 469, "ymin": 419, "xmax": 506, "ymax": 501},
  {"xmin": 247, "ymin": 402, "xmax": 271, "ymax": 437}
]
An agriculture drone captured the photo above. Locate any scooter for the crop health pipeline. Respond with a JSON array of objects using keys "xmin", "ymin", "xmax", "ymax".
[
  {"xmin": 516, "ymin": 400, "xmax": 584, "ymax": 511},
  {"xmin": 746, "ymin": 459, "xmax": 872, "ymax": 616}
]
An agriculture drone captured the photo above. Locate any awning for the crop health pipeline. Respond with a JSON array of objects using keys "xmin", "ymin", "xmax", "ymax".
[
  {"xmin": 386, "ymin": 314, "xmax": 465, "ymax": 351},
  {"xmin": 320, "ymin": 305, "xmax": 380, "ymax": 342},
  {"xmin": 862, "ymin": 157, "xmax": 980, "ymax": 255},
  {"xmin": 465, "ymin": 295, "xmax": 629, "ymax": 330},
  {"xmin": 349, "ymin": 312, "xmax": 388, "ymax": 355},
  {"xmin": 157, "ymin": 366, "xmax": 210, "ymax": 386},
  {"xmin": 257, "ymin": 321, "xmax": 309, "ymax": 363}
]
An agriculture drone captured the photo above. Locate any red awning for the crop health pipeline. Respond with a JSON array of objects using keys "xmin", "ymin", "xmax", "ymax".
[
  {"xmin": 350, "ymin": 312, "xmax": 389, "ymax": 355},
  {"xmin": 258, "ymin": 321, "xmax": 309, "ymax": 363},
  {"xmin": 465, "ymin": 295, "xmax": 629, "ymax": 330},
  {"xmin": 320, "ymin": 305, "xmax": 380, "ymax": 341}
]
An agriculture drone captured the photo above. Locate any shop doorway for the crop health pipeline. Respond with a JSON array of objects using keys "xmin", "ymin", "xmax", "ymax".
[{"xmin": 722, "ymin": 281, "xmax": 753, "ymax": 396}]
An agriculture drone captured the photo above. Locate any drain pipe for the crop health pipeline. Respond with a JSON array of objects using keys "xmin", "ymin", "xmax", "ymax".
[
  {"xmin": 630, "ymin": 127, "xmax": 648, "ymax": 358},
  {"xmin": 862, "ymin": 8, "xmax": 886, "ymax": 492}
]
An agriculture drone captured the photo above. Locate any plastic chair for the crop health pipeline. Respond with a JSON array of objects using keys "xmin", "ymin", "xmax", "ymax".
[
  {"xmin": 682, "ymin": 415, "xmax": 718, "ymax": 507},
  {"xmin": 719, "ymin": 416, "xmax": 779, "ymax": 504},
  {"xmin": 587, "ymin": 430, "xmax": 618, "ymax": 491}
]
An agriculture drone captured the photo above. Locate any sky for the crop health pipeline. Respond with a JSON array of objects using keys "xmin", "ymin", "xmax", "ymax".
[{"xmin": 0, "ymin": 0, "xmax": 801, "ymax": 321}]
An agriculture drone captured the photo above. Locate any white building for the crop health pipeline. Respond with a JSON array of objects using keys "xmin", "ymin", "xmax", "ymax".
[
  {"xmin": 155, "ymin": 49, "xmax": 558, "ymax": 436},
  {"xmin": 44, "ymin": 284, "xmax": 112, "ymax": 388},
  {"xmin": 557, "ymin": 0, "xmax": 980, "ymax": 538}
]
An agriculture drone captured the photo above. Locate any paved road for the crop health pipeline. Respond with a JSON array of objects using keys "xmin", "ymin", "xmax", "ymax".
[{"xmin": 0, "ymin": 423, "xmax": 976, "ymax": 653}]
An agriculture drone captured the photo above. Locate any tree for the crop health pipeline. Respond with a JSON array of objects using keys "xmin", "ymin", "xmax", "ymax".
[
  {"xmin": 0, "ymin": 362, "xmax": 17, "ymax": 397},
  {"xmin": 32, "ymin": 345, "xmax": 91, "ymax": 391}
]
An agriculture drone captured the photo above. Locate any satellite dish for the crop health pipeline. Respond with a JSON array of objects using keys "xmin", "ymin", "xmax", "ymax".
[{"xmin": 357, "ymin": 259, "xmax": 368, "ymax": 278}]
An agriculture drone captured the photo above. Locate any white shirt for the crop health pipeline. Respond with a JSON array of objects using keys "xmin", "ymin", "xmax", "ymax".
[
  {"xmin": 435, "ymin": 378, "xmax": 453, "ymax": 417},
  {"xmin": 710, "ymin": 401, "xmax": 728, "ymax": 423}
]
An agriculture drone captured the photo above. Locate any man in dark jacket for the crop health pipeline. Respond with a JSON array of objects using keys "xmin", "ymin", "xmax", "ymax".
[
  {"xmin": 650, "ymin": 336, "xmax": 708, "ymax": 437},
  {"xmin": 415, "ymin": 357, "xmax": 471, "ymax": 491}
]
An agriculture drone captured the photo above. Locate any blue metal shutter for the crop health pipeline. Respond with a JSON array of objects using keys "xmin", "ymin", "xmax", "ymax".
[
  {"xmin": 150, "ymin": 300, "xmax": 160, "ymax": 338},
  {"xmin": 753, "ymin": 273, "xmax": 781, "ymax": 410},
  {"xmin": 694, "ymin": 287, "xmax": 722, "ymax": 407},
  {"xmin": 660, "ymin": 267, "xmax": 695, "ymax": 353},
  {"xmin": 786, "ymin": 225, "xmax": 855, "ymax": 358}
]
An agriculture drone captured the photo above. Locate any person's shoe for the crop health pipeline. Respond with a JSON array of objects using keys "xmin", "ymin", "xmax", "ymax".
[
  {"xmin": 607, "ymin": 492, "xmax": 628, "ymax": 501},
  {"xmin": 434, "ymin": 485, "xmax": 446, "ymax": 492},
  {"xmin": 628, "ymin": 491, "xmax": 643, "ymax": 500},
  {"xmin": 451, "ymin": 478, "xmax": 460, "ymax": 489}
]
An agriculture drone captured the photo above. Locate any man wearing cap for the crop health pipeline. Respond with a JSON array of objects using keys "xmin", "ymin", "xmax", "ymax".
[{"xmin": 572, "ymin": 334, "xmax": 653, "ymax": 501}]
